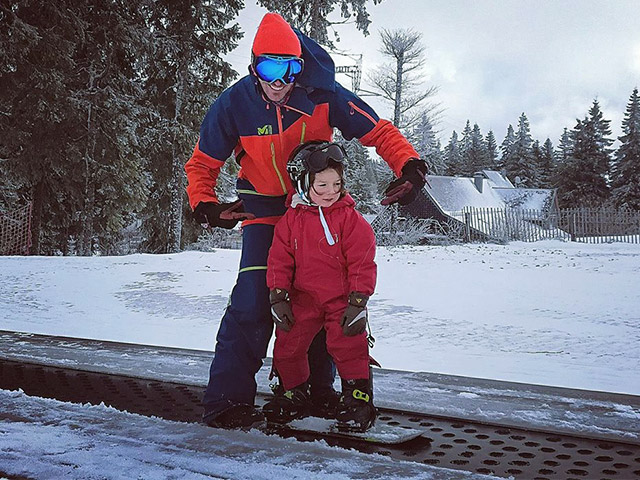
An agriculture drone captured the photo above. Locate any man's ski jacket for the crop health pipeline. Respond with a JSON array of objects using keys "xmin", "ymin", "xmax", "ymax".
[
  {"xmin": 267, "ymin": 193, "xmax": 376, "ymax": 305},
  {"xmin": 185, "ymin": 30, "xmax": 419, "ymax": 212}
]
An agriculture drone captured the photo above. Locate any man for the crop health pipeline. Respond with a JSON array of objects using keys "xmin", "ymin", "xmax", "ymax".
[{"xmin": 185, "ymin": 12, "xmax": 427, "ymax": 429}]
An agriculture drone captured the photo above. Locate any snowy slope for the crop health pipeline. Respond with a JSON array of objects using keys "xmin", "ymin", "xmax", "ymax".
[{"xmin": 2, "ymin": 241, "xmax": 639, "ymax": 394}]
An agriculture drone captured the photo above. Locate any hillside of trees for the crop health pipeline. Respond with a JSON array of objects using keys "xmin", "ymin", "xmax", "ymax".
[{"xmin": 1, "ymin": 2, "xmax": 639, "ymax": 255}]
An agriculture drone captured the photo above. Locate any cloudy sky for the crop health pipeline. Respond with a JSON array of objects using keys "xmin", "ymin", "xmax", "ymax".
[{"xmin": 225, "ymin": 1, "xmax": 640, "ymax": 148}]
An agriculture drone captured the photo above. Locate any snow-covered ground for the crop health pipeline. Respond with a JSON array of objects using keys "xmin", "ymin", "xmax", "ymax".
[
  {"xmin": 2, "ymin": 240, "xmax": 640, "ymax": 479},
  {"xmin": 2, "ymin": 240, "xmax": 639, "ymax": 394}
]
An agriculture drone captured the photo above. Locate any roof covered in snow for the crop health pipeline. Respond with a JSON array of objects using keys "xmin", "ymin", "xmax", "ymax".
[{"xmin": 424, "ymin": 171, "xmax": 555, "ymax": 218}]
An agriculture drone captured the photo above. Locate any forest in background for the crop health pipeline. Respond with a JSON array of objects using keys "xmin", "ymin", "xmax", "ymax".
[{"xmin": 1, "ymin": 0, "xmax": 639, "ymax": 255}]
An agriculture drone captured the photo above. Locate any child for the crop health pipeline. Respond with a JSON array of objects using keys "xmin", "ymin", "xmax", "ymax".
[{"xmin": 263, "ymin": 141, "xmax": 377, "ymax": 432}]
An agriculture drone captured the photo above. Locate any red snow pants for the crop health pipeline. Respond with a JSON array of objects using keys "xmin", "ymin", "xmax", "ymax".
[{"xmin": 273, "ymin": 291, "xmax": 370, "ymax": 390}]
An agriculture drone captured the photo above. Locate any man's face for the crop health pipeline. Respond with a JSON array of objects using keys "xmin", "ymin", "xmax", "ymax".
[{"xmin": 258, "ymin": 78, "xmax": 294, "ymax": 104}]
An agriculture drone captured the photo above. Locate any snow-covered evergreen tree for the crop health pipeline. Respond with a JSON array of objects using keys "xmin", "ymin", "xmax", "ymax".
[
  {"xmin": 461, "ymin": 123, "xmax": 488, "ymax": 176},
  {"xmin": 499, "ymin": 124, "xmax": 516, "ymax": 173},
  {"xmin": 257, "ymin": 0, "xmax": 379, "ymax": 47},
  {"xmin": 1, "ymin": 1, "xmax": 151, "ymax": 255},
  {"xmin": 610, "ymin": 87, "xmax": 640, "ymax": 209},
  {"xmin": 445, "ymin": 131, "xmax": 463, "ymax": 176},
  {"xmin": 139, "ymin": 0, "xmax": 242, "ymax": 253},
  {"xmin": 413, "ymin": 113, "xmax": 446, "ymax": 174},
  {"xmin": 485, "ymin": 130, "xmax": 499, "ymax": 169},
  {"xmin": 333, "ymin": 133, "xmax": 380, "ymax": 214},
  {"xmin": 555, "ymin": 100, "xmax": 613, "ymax": 208},
  {"xmin": 535, "ymin": 138, "xmax": 555, "ymax": 188},
  {"xmin": 504, "ymin": 113, "xmax": 536, "ymax": 187}
]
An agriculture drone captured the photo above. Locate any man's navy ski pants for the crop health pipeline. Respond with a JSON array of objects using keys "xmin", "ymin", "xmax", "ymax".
[{"xmin": 202, "ymin": 183, "xmax": 335, "ymax": 417}]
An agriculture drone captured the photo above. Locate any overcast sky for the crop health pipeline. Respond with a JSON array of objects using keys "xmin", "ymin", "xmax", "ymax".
[{"xmin": 225, "ymin": 1, "xmax": 640, "ymax": 149}]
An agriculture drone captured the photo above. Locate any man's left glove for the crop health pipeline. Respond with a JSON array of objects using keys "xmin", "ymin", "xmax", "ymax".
[
  {"xmin": 381, "ymin": 158, "xmax": 428, "ymax": 206},
  {"xmin": 193, "ymin": 200, "xmax": 256, "ymax": 230},
  {"xmin": 341, "ymin": 291, "xmax": 369, "ymax": 336}
]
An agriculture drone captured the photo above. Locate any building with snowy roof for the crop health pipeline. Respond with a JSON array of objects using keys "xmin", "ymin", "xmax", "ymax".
[{"xmin": 389, "ymin": 170, "xmax": 562, "ymax": 243}]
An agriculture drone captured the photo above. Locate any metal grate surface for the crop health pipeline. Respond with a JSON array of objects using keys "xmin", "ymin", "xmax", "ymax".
[{"xmin": 2, "ymin": 359, "xmax": 640, "ymax": 480}]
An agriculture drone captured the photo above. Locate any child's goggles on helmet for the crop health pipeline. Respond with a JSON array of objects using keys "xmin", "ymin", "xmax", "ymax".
[
  {"xmin": 304, "ymin": 143, "xmax": 346, "ymax": 173},
  {"xmin": 254, "ymin": 55, "xmax": 304, "ymax": 85},
  {"xmin": 288, "ymin": 142, "xmax": 346, "ymax": 180}
]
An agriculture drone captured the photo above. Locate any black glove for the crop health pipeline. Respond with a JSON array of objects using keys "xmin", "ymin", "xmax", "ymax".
[
  {"xmin": 341, "ymin": 291, "xmax": 369, "ymax": 337},
  {"xmin": 270, "ymin": 288, "xmax": 295, "ymax": 332},
  {"xmin": 381, "ymin": 158, "xmax": 428, "ymax": 206},
  {"xmin": 193, "ymin": 200, "xmax": 255, "ymax": 229}
]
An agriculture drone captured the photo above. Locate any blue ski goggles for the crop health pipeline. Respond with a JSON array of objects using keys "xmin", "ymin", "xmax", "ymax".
[{"xmin": 254, "ymin": 55, "xmax": 304, "ymax": 85}]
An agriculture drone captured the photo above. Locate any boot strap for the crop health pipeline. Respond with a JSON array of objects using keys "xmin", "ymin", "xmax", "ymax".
[{"xmin": 352, "ymin": 389, "xmax": 370, "ymax": 402}]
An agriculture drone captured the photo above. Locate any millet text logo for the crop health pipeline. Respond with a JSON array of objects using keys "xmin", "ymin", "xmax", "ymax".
[{"xmin": 257, "ymin": 124, "xmax": 273, "ymax": 135}]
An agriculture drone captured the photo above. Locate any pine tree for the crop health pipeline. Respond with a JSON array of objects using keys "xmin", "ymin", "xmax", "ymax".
[
  {"xmin": 333, "ymin": 132, "xmax": 379, "ymax": 214},
  {"xmin": 485, "ymin": 130, "xmax": 499, "ymax": 169},
  {"xmin": 445, "ymin": 131, "xmax": 463, "ymax": 176},
  {"xmin": 610, "ymin": 88, "xmax": 640, "ymax": 209},
  {"xmin": 555, "ymin": 100, "xmax": 613, "ymax": 208},
  {"xmin": 366, "ymin": 28, "xmax": 439, "ymax": 132},
  {"xmin": 1, "ymin": 1, "xmax": 82, "ymax": 253},
  {"xmin": 1, "ymin": 1, "xmax": 152, "ymax": 255},
  {"xmin": 413, "ymin": 113, "xmax": 446, "ymax": 174},
  {"xmin": 139, "ymin": 0, "xmax": 242, "ymax": 253},
  {"xmin": 499, "ymin": 124, "xmax": 516, "ymax": 173},
  {"xmin": 461, "ymin": 123, "xmax": 488, "ymax": 176},
  {"xmin": 257, "ymin": 0, "xmax": 381, "ymax": 47},
  {"xmin": 70, "ymin": 1, "xmax": 152, "ymax": 255},
  {"xmin": 504, "ymin": 113, "xmax": 536, "ymax": 187},
  {"xmin": 536, "ymin": 138, "xmax": 555, "ymax": 188}
]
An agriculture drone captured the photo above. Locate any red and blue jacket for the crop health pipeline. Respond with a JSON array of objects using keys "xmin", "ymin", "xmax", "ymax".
[{"xmin": 185, "ymin": 30, "xmax": 419, "ymax": 217}]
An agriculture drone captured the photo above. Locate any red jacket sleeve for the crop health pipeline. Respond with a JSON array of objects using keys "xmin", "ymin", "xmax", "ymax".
[
  {"xmin": 327, "ymin": 83, "xmax": 418, "ymax": 178},
  {"xmin": 184, "ymin": 139, "xmax": 225, "ymax": 209},
  {"xmin": 359, "ymin": 119, "xmax": 419, "ymax": 177},
  {"xmin": 341, "ymin": 210, "xmax": 377, "ymax": 296},
  {"xmin": 267, "ymin": 209, "xmax": 296, "ymax": 291}
]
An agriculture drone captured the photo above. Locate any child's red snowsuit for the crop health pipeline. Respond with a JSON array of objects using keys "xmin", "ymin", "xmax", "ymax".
[{"xmin": 267, "ymin": 193, "xmax": 377, "ymax": 390}]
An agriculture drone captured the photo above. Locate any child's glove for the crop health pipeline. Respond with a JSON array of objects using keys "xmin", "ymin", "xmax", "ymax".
[
  {"xmin": 341, "ymin": 291, "xmax": 369, "ymax": 336},
  {"xmin": 270, "ymin": 288, "xmax": 295, "ymax": 332}
]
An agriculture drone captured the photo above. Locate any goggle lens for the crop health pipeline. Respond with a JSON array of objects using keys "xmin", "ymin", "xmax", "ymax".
[
  {"xmin": 306, "ymin": 144, "xmax": 346, "ymax": 173},
  {"xmin": 254, "ymin": 55, "xmax": 304, "ymax": 84}
]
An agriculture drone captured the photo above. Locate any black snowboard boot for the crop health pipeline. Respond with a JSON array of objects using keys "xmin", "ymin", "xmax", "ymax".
[
  {"xmin": 336, "ymin": 378, "xmax": 376, "ymax": 432},
  {"xmin": 262, "ymin": 381, "xmax": 312, "ymax": 424},
  {"xmin": 203, "ymin": 403, "xmax": 265, "ymax": 430},
  {"xmin": 310, "ymin": 386, "xmax": 341, "ymax": 419}
]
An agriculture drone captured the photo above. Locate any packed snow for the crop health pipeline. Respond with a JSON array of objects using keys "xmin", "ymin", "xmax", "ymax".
[
  {"xmin": 2, "ymin": 240, "xmax": 640, "ymax": 478},
  {"xmin": 2, "ymin": 240, "xmax": 639, "ymax": 394}
]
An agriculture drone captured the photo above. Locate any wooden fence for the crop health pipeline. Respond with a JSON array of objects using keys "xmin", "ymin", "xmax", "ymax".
[{"xmin": 460, "ymin": 207, "xmax": 640, "ymax": 244}]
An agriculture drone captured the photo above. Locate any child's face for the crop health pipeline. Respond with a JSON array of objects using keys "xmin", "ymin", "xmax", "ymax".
[{"xmin": 309, "ymin": 168, "xmax": 342, "ymax": 208}]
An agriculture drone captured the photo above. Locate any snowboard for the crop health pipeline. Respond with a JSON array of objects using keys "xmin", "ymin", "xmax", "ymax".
[{"xmin": 266, "ymin": 416, "xmax": 426, "ymax": 445}]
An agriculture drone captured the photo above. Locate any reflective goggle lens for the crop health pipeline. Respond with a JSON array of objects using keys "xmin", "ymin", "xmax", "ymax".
[{"xmin": 254, "ymin": 55, "xmax": 304, "ymax": 84}]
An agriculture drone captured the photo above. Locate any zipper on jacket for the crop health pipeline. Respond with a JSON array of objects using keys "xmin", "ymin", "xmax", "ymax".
[
  {"xmin": 300, "ymin": 121, "xmax": 307, "ymax": 144},
  {"xmin": 270, "ymin": 141, "xmax": 287, "ymax": 194},
  {"xmin": 348, "ymin": 101, "xmax": 377, "ymax": 126},
  {"xmin": 273, "ymin": 105, "xmax": 288, "ymax": 194}
]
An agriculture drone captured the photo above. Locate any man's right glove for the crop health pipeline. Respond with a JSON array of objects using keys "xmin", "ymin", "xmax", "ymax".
[
  {"xmin": 270, "ymin": 288, "xmax": 295, "ymax": 332},
  {"xmin": 193, "ymin": 200, "xmax": 256, "ymax": 229},
  {"xmin": 381, "ymin": 158, "xmax": 429, "ymax": 206},
  {"xmin": 341, "ymin": 291, "xmax": 369, "ymax": 336}
]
